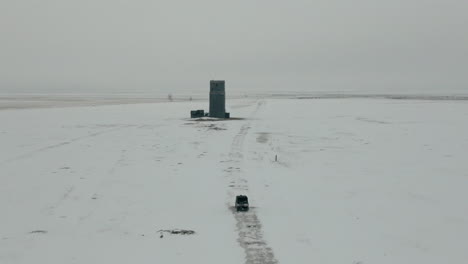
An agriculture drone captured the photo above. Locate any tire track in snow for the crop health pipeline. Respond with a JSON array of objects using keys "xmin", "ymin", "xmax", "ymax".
[
  {"xmin": 226, "ymin": 100, "xmax": 278, "ymax": 264},
  {"xmin": 78, "ymin": 148, "xmax": 130, "ymax": 226},
  {"xmin": 41, "ymin": 186, "xmax": 75, "ymax": 216},
  {"xmin": 234, "ymin": 211, "xmax": 277, "ymax": 264},
  {"xmin": 0, "ymin": 126, "xmax": 131, "ymax": 164}
]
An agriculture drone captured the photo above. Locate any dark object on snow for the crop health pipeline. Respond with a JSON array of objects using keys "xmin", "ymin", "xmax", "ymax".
[
  {"xmin": 29, "ymin": 230, "xmax": 47, "ymax": 234},
  {"xmin": 225, "ymin": 112, "xmax": 230, "ymax": 118},
  {"xmin": 158, "ymin": 229, "xmax": 196, "ymax": 235},
  {"xmin": 235, "ymin": 195, "xmax": 249, "ymax": 211},
  {"xmin": 190, "ymin": 110, "xmax": 205, "ymax": 118}
]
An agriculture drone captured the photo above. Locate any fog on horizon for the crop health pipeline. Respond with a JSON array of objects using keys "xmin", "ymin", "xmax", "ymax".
[{"xmin": 1, "ymin": 0, "xmax": 467, "ymax": 95}]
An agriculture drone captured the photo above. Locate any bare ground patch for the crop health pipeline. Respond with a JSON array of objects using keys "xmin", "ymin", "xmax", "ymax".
[
  {"xmin": 256, "ymin": 132, "xmax": 271, "ymax": 144},
  {"xmin": 158, "ymin": 229, "xmax": 196, "ymax": 235},
  {"xmin": 29, "ymin": 230, "xmax": 47, "ymax": 234},
  {"xmin": 190, "ymin": 117, "xmax": 246, "ymax": 122},
  {"xmin": 356, "ymin": 117, "xmax": 391, "ymax": 124}
]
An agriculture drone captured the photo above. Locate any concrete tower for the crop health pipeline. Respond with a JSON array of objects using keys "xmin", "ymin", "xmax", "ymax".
[{"xmin": 209, "ymin": 80, "xmax": 226, "ymax": 118}]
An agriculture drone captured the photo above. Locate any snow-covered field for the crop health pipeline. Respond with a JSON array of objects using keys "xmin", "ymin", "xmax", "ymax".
[{"xmin": 1, "ymin": 97, "xmax": 468, "ymax": 263}]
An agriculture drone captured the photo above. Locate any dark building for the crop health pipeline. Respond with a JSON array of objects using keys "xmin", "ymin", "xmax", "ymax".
[
  {"xmin": 190, "ymin": 110, "xmax": 204, "ymax": 118},
  {"xmin": 209, "ymin": 80, "xmax": 226, "ymax": 118}
]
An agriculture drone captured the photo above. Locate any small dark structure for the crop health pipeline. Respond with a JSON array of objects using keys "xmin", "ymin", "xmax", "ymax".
[
  {"xmin": 235, "ymin": 195, "xmax": 249, "ymax": 212},
  {"xmin": 190, "ymin": 109, "xmax": 204, "ymax": 118}
]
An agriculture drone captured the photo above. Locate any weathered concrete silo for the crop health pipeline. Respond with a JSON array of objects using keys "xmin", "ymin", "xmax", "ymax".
[{"xmin": 209, "ymin": 80, "xmax": 226, "ymax": 118}]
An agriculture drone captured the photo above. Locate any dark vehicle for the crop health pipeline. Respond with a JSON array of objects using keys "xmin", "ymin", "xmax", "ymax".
[{"xmin": 235, "ymin": 195, "xmax": 249, "ymax": 211}]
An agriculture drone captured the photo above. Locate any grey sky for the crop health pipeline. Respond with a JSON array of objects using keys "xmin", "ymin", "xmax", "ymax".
[{"xmin": 1, "ymin": 0, "xmax": 467, "ymax": 94}]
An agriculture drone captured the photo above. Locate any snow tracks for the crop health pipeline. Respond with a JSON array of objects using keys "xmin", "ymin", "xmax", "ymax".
[{"xmin": 226, "ymin": 100, "xmax": 278, "ymax": 264}]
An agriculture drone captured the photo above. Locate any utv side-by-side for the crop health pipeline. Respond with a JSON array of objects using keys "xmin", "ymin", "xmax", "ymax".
[{"xmin": 235, "ymin": 195, "xmax": 249, "ymax": 211}]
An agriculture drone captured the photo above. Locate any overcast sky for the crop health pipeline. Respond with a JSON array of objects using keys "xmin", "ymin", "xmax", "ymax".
[{"xmin": 1, "ymin": 0, "xmax": 467, "ymax": 94}]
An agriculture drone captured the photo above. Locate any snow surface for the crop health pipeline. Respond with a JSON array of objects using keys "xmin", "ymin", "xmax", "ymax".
[{"xmin": 1, "ymin": 98, "xmax": 468, "ymax": 263}]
